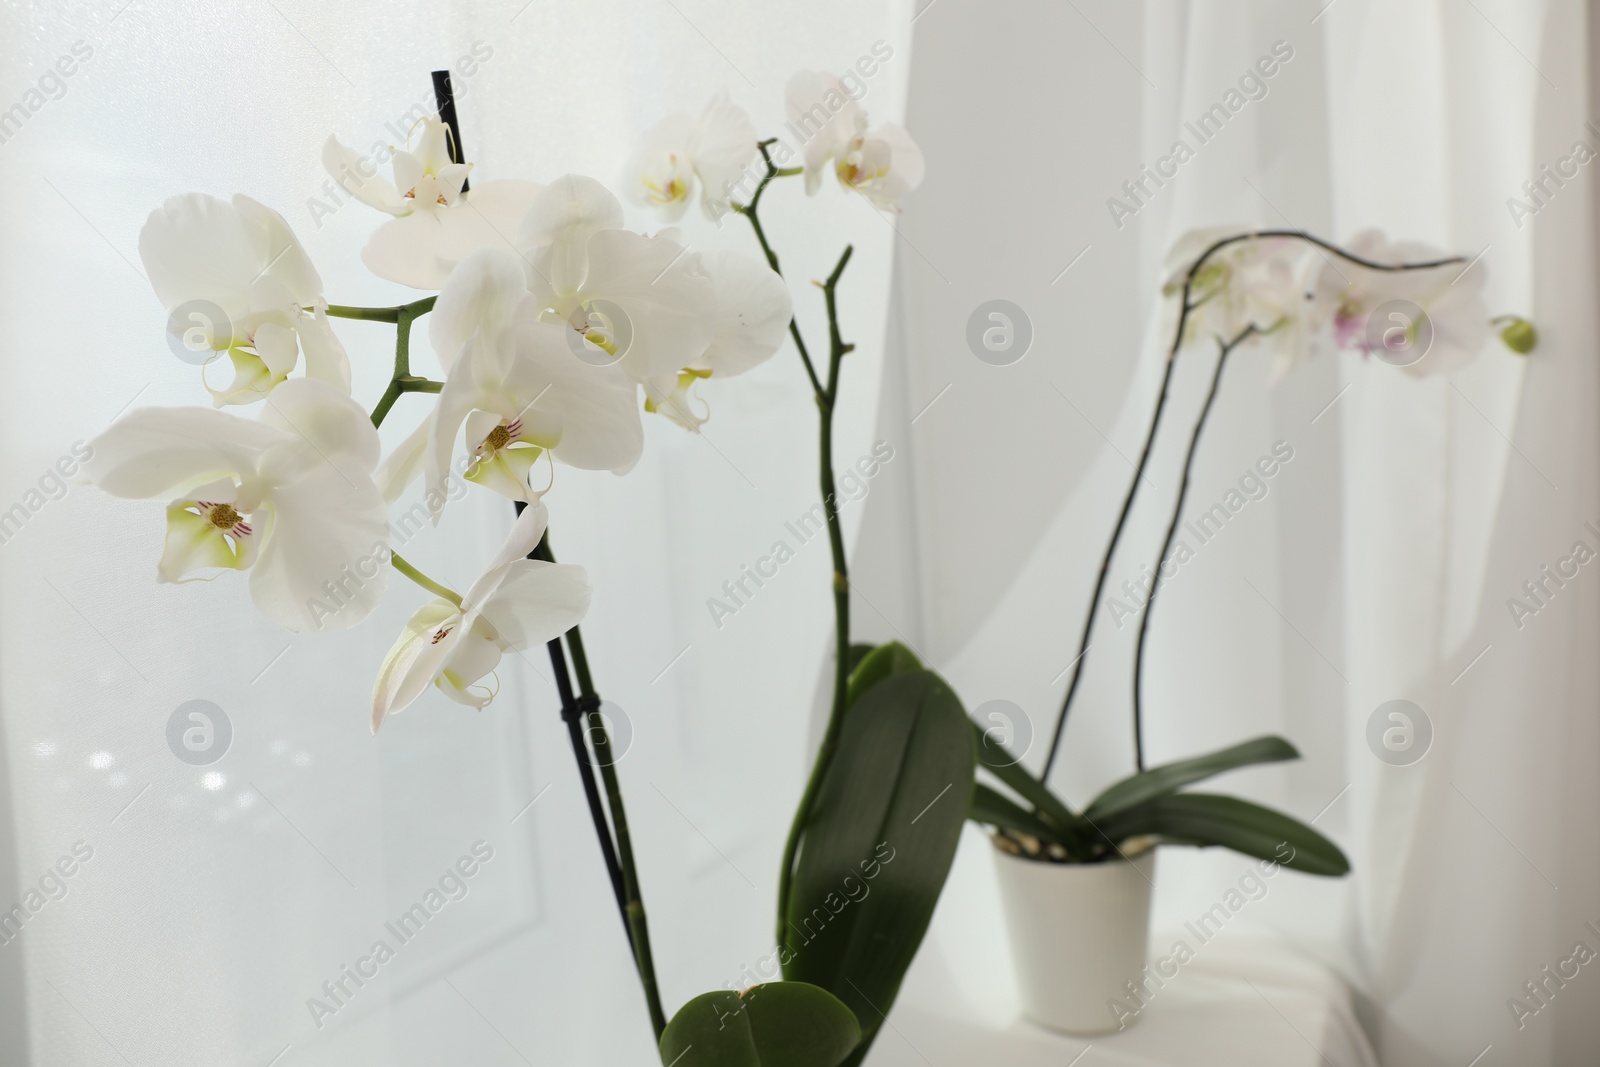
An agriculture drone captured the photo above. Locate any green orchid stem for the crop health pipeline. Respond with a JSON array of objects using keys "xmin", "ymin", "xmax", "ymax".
[
  {"xmin": 736, "ymin": 143, "xmax": 826, "ymax": 398},
  {"xmin": 389, "ymin": 552, "xmax": 461, "ymax": 606},
  {"xmin": 536, "ymin": 534, "xmax": 668, "ymax": 1043},
  {"xmin": 739, "ymin": 153, "xmax": 857, "ymax": 954},
  {"xmin": 326, "ymin": 296, "xmax": 438, "ymax": 323},
  {"xmin": 367, "ymin": 301, "xmax": 445, "ymax": 428}
]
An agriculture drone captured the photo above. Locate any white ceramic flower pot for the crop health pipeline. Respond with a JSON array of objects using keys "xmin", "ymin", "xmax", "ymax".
[{"xmin": 993, "ymin": 844, "xmax": 1156, "ymax": 1035}]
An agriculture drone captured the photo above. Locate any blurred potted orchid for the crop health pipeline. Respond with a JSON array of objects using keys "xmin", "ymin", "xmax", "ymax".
[
  {"xmin": 968, "ymin": 227, "xmax": 1536, "ymax": 1034},
  {"xmin": 81, "ymin": 64, "xmax": 951, "ymax": 1067}
]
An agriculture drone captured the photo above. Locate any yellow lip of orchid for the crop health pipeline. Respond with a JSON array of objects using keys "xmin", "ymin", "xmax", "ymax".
[
  {"xmin": 644, "ymin": 368, "xmax": 714, "ymax": 431},
  {"xmin": 83, "ymin": 378, "xmax": 389, "ymax": 632},
  {"xmin": 159, "ymin": 493, "xmax": 257, "ymax": 583},
  {"xmin": 462, "ymin": 414, "xmax": 556, "ymax": 503},
  {"xmin": 641, "ymin": 162, "xmax": 691, "ymax": 208}
]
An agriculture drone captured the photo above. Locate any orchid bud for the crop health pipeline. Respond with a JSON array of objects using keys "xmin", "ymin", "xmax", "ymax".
[{"xmin": 1495, "ymin": 316, "xmax": 1537, "ymax": 354}]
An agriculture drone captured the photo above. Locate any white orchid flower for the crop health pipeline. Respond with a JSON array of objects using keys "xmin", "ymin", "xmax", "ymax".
[
  {"xmin": 81, "ymin": 378, "xmax": 388, "ymax": 632},
  {"xmin": 370, "ymin": 502, "xmax": 590, "ymax": 732},
  {"xmin": 517, "ymin": 177, "xmax": 790, "ymax": 429},
  {"xmin": 1316, "ymin": 229, "xmax": 1489, "ymax": 376},
  {"xmin": 403, "ymin": 247, "xmax": 643, "ymax": 520},
  {"xmin": 323, "ymin": 116, "xmax": 542, "ymax": 290},
  {"xmin": 689, "ymin": 248, "xmax": 794, "ymax": 373},
  {"xmin": 642, "ymin": 248, "xmax": 792, "ymax": 430},
  {"xmin": 621, "ymin": 89, "xmax": 758, "ymax": 222},
  {"xmin": 784, "ymin": 72, "xmax": 924, "ymax": 212},
  {"xmin": 520, "ymin": 175, "xmax": 717, "ymax": 385},
  {"xmin": 141, "ymin": 193, "xmax": 351, "ymax": 407},
  {"xmin": 1162, "ymin": 228, "xmax": 1328, "ymax": 380}
]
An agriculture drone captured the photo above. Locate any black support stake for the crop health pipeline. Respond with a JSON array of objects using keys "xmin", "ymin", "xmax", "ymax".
[{"xmin": 430, "ymin": 69, "xmax": 470, "ymax": 192}]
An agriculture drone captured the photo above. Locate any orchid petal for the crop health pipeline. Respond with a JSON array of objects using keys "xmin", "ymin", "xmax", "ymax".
[
  {"xmin": 375, "ymin": 418, "xmax": 431, "ymax": 505},
  {"xmin": 689, "ymin": 89, "xmax": 758, "ymax": 218},
  {"xmin": 476, "ymin": 559, "xmax": 591, "ymax": 652},
  {"xmin": 690, "ymin": 249, "xmax": 792, "ymax": 377},
  {"xmin": 435, "ymin": 623, "xmax": 504, "ymax": 708},
  {"xmin": 430, "ymin": 247, "xmax": 529, "ymax": 374},
  {"xmin": 82, "ymin": 406, "xmax": 291, "ymax": 500},
  {"xmin": 434, "ymin": 180, "xmax": 543, "ymax": 265},
  {"xmin": 503, "ymin": 311, "xmax": 643, "ymax": 471},
  {"xmin": 371, "ymin": 600, "xmax": 462, "ymax": 732},
  {"xmin": 139, "ymin": 193, "xmax": 260, "ymax": 330},
  {"xmin": 644, "ymin": 371, "xmax": 709, "ymax": 432},
  {"xmin": 361, "ymin": 211, "xmax": 447, "ymax": 289},
  {"xmin": 424, "ymin": 347, "xmax": 482, "ymax": 521},
  {"xmin": 297, "ymin": 306, "xmax": 353, "ymax": 393},
  {"xmin": 249, "ymin": 459, "xmax": 389, "ymax": 632},
  {"xmin": 577, "ymin": 228, "xmax": 716, "ymax": 383},
  {"xmin": 466, "ymin": 444, "xmax": 544, "ymax": 502},
  {"xmin": 435, "ymin": 162, "xmax": 471, "ymax": 205},
  {"xmin": 322, "ymin": 134, "xmax": 408, "ymax": 215},
  {"xmin": 257, "ymin": 377, "xmax": 382, "ymax": 480},
  {"xmin": 232, "ymin": 194, "xmax": 324, "ymax": 306},
  {"xmin": 205, "ymin": 349, "xmax": 279, "ymax": 408},
  {"xmin": 414, "ymin": 117, "xmax": 452, "ymax": 173},
  {"xmin": 518, "ymin": 175, "xmax": 624, "ymax": 294},
  {"xmin": 461, "ymin": 501, "xmax": 550, "ymax": 613}
]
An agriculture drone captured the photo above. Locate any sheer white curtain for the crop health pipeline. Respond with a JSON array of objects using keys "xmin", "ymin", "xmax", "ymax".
[
  {"xmin": 872, "ymin": 0, "xmax": 1600, "ymax": 1063},
  {"xmin": 0, "ymin": 1, "xmax": 912, "ymax": 1063}
]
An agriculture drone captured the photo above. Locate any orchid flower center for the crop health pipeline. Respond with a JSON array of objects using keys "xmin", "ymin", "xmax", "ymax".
[
  {"xmin": 838, "ymin": 137, "xmax": 888, "ymax": 189},
  {"xmin": 430, "ymin": 625, "xmax": 453, "ymax": 645},
  {"xmin": 402, "ymin": 184, "xmax": 450, "ymax": 206},
  {"xmin": 643, "ymin": 162, "xmax": 689, "ymax": 206},
  {"xmin": 194, "ymin": 500, "xmax": 252, "ymax": 538},
  {"xmin": 207, "ymin": 503, "xmax": 243, "ymax": 530},
  {"xmin": 481, "ymin": 419, "xmax": 519, "ymax": 454}
]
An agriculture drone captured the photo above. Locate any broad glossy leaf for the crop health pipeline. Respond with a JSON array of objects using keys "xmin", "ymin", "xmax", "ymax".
[
  {"xmin": 969, "ymin": 719, "xmax": 1078, "ymax": 831},
  {"xmin": 1088, "ymin": 792, "xmax": 1349, "ymax": 876},
  {"xmin": 845, "ymin": 643, "xmax": 876, "ymax": 678},
  {"xmin": 784, "ymin": 670, "xmax": 974, "ymax": 1065},
  {"xmin": 843, "ymin": 641, "xmax": 923, "ymax": 709},
  {"xmin": 659, "ymin": 982, "xmax": 860, "ymax": 1067},
  {"xmin": 969, "ymin": 783, "xmax": 1068, "ymax": 844},
  {"xmin": 1085, "ymin": 736, "xmax": 1299, "ymax": 820}
]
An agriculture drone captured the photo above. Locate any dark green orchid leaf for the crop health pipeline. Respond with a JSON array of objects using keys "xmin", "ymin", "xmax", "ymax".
[
  {"xmin": 784, "ymin": 670, "xmax": 974, "ymax": 1065},
  {"xmin": 658, "ymin": 982, "xmax": 860, "ymax": 1067},
  {"xmin": 1087, "ymin": 792, "xmax": 1349, "ymax": 876},
  {"xmin": 843, "ymin": 641, "xmax": 923, "ymax": 710},
  {"xmin": 1085, "ymin": 736, "xmax": 1299, "ymax": 821},
  {"xmin": 969, "ymin": 719, "xmax": 1077, "ymax": 831},
  {"xmin": 969, "ymin": 783, "xmax": 1071, "ymax": 844}
]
